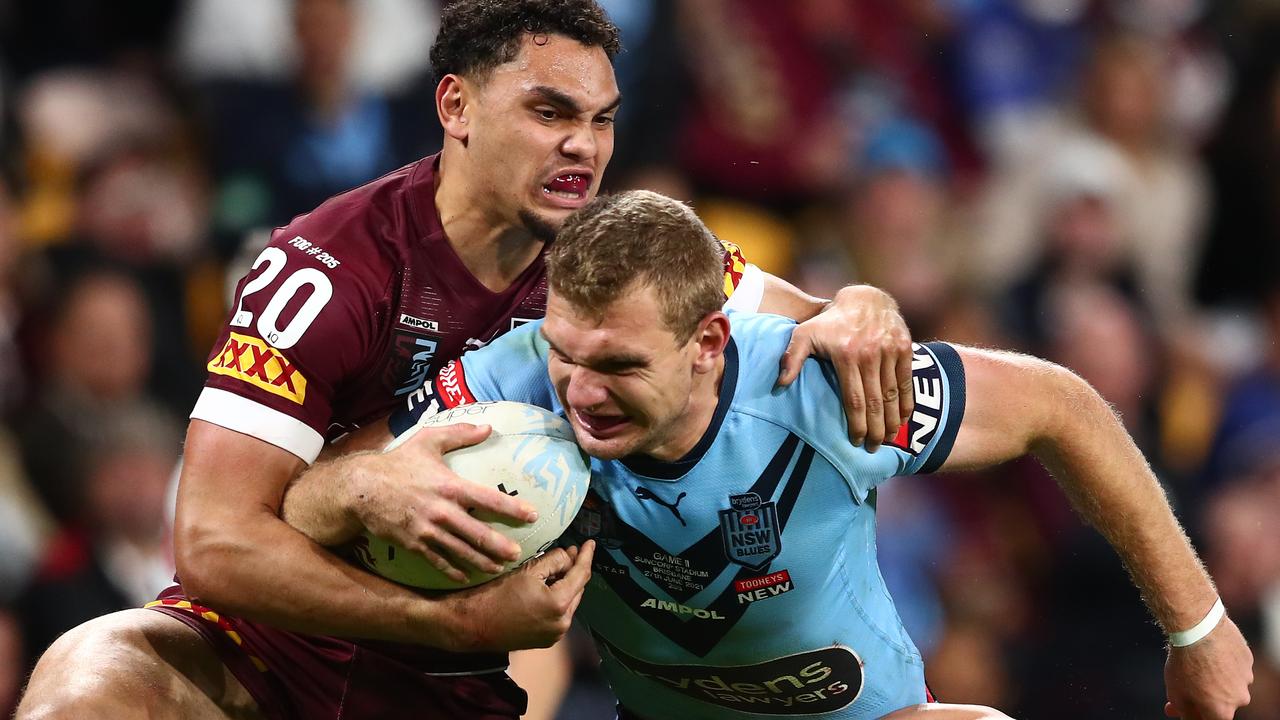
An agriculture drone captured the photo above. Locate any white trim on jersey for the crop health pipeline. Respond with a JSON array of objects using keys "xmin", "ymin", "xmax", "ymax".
[
  {"xmin": 190, "ymin": 387, "xmax": 325, "ymax": 464},
  {"xmin": 723, "ymin": 263, "xmax": 765, "ymax": 314}
]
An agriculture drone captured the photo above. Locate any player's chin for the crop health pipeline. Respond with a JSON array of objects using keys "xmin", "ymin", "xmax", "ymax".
[{"xmin": 517, "ymin": 207, "xmax": 563, "ymax": 244}]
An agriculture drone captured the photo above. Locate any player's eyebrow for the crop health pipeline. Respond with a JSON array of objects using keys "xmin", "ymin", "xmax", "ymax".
[
  {"xmin": 530, "ymin": 86, "xmax": 622, "ymax": 116},
  {"xmin": 542, "ymin": 330, "xmax": 647, "ymax": 372}
]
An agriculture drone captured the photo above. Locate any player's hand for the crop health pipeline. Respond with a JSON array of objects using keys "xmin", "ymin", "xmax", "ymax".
[
  {"xmin": 348, "ymin": 422, "xmax": 539, "ymax": 584},
  {"xmin": 1163, "ymin": 615, "xmax": 1253, "ymax": 720},
  {"xmin": 448, "ymin": 541, "xmax": 595, "ymax": 652},
  {"xmin": 778, "ymin": 284, "xmax": 913, "ymax": 451}
]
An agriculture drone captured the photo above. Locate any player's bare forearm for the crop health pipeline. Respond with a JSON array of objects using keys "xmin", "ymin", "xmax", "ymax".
[
  {"xmin": 281, "ymin": 450, "xmax": 375, "ymax": 546},
  {"xmin": 285, "ymin": 421, "xmax": 399, "ymax": 545},
  {"xmin": 941, "ymin": 349, "xmax": 1217, "ymax": 631},
  {"xmin": 176, "ymin": 421, "xmax": 465, "ymax": 647},
  {"xmin": 757, "ymin": 273, "xmax": 826, "ymax": 320}
]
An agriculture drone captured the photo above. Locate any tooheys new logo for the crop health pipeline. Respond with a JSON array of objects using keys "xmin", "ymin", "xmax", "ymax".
[
  {"xmin": 886, "ymin": 343, "xmax": 946, "ymax": 455},
  {"xmin": 597, "ymin": 636, "xmax": 862, "ymax": 715}
]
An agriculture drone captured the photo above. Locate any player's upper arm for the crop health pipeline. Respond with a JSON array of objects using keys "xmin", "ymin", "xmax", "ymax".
[
  {"xmin": 174, "ymin": 420, "xmax": 306, "ymax": 592},
  {"xmin": 752, "ymin": 272, "xmax": 824, "ymax": 319},
  {"xmin": 936, "ymin": 347, "xmax": 1080, "ymax": 472},
  {"xmin": 194, "ymin": 224, "xmax": 391, "ymax": 463}
]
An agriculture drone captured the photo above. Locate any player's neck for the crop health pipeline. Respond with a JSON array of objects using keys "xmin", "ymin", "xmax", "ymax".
[
  {"xmin": 434, "ymin": 156, "xmax": 543, "ymax": 292},
  {"xmin": 646, "ymin": 354, "xmax": 727, "ymax": 463}
]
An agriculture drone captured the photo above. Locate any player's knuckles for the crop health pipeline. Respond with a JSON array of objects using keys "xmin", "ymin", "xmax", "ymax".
[{"xmin": 864, "ymin": 394, "xmax": 884, "ymax": 414}]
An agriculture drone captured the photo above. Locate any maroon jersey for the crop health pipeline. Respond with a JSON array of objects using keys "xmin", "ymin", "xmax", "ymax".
[
  {"xmin": 166, "ymin": 154, "xmax": 764, "ymax": 719},
  {"xmin": 193, "ymin": 155, "xmax": 556, "ymax": 462}
]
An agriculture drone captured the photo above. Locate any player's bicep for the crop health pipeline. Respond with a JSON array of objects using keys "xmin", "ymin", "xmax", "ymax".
[
  {"xmin": 934, "ymin": 347, "xmax": 1056, "ymax": 472},
  {"xmin": 175, "ymin": 421, "xmax": 305, "ymax": 562},
  {"xmin": 754, "ymin": 272, "xmax": 824, "ymax": 320}
]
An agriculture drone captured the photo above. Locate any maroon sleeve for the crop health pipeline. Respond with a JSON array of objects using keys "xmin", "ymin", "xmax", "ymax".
[{"xmin": 192, "ymin": 213, "xmax": 395, "ymax": 463}]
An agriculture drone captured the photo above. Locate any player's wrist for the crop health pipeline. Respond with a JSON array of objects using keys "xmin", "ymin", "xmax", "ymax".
[{"xmin": 1168, "ymin": 597, "xmax": 1226, "ymax": 648}]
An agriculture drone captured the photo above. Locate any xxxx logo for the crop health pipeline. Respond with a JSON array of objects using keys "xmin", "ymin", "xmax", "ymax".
[{"xmin": 208, "ymin": 332, "xmax": 307, "ymax": 404}]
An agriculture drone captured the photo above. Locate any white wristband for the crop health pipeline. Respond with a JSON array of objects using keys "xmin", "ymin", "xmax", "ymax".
[{"xmin": 1168, "ymin": 598, "xmax": 1225, "ymax": 648}]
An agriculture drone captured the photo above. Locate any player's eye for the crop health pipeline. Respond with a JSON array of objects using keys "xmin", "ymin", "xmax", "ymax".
[
  {"xmin": 536, "ymin": 108, "xmax": 559, "ymax": 121},
  {"xmin": 594, "ymin": 114, "xmax": 616, "ymax": 127}
]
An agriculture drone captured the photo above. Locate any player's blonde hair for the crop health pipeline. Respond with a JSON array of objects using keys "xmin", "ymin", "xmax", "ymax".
[{"xmin": 547, "ymin": 190, "xmax": 724, "ymax": 342}]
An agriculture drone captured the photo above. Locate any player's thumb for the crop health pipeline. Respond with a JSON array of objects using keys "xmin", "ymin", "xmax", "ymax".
[
  {"xmin": 778, "ymin": 333, "xmax": 811, "ymax": 386},
  {"xmin": 423, "ymin": 422, "xmax": 493, "ymax": 454}
]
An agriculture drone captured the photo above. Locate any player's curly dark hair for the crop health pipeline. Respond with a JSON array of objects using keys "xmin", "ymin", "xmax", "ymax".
[{"xmin": 430, "ymin": 0, "xmax": 621, "ymax": 83}]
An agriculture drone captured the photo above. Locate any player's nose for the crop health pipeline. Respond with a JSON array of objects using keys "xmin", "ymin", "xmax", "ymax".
[
  {"xmin": 565, "ymin": 367, "xmax": 609, "ymax": 410},
  {"xmin": 559, "ymin": 121, "xmax": 598, "ymax": 163}
]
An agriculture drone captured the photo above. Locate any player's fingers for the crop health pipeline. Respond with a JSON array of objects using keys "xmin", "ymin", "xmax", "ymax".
[
  {"xmin": 405, "ymin": 539, "xmax": 469, "ymax": 585},
  {"xmin": 835, "ymin": 355, "xmax": 868, "ymax": 446},
  {"xmin": 560, "ymin": 542, "xmax": 596, "ymax": 613},
  {"xmin": 442, "ymin": 505, "xmax": 522, "ymax": 563},
  {"xmin": 461, "ymin": 482, "xmax": 539, "ymax": 526},
  {"xmin": 777, "ymin": 332, "xmax": 813, "ymax": 386},
  {"xmin": 558, "ymin": 540, "xmax": 595, "ymax": 592},
  {"xmin": 420, "ymin": 423, "xmax": 493, "ymax": 454},
  {"xmin": 529, "ymin": 547, "xmax": 574, "ymax": 581},
  {"xmin": 880, "ymin": 350, "xmax": 903, "ymax": 441},
  {"xmin": 896, "ymin": 348, "xmax": 914, "ymax": 427},
  {"xmin": 421, "ymin": 523, "xmax": 505, "ymax": 575},
  {"xmin": 859, "ymin": 348, "xmax": 886, "ymax": 452}
]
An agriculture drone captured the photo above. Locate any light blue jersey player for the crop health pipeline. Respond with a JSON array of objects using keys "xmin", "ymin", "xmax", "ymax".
[
  {"xmin": 399, "ymin": 312, "xmax": 962, "ymax": 719},
  {"xmin": 377, "ymin": 190, "xmax": 1250, "ymax": 720}
]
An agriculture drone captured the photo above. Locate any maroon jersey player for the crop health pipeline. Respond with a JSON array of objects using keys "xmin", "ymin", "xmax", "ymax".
[{"xmin": 18, "ymin": 2, "xmax": 916, "ymax": 719}]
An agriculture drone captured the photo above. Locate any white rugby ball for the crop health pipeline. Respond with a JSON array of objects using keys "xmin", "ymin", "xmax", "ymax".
[{"xmin": 353, "ymin": 401, "xmax": 590, "ymax": 590}]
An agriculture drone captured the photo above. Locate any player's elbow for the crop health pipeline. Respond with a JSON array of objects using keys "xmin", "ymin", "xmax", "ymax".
[
  {"xmin": 173, "ymin": 513, "xmax": 253, "ymax": 609},
  {"xmin": 1023, "ymin": 358, "xmax": 1116, "ymax": 450}
]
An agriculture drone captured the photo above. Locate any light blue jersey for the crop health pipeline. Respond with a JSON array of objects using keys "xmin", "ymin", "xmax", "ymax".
[{"xmin": 400, "ymin": 312, "xmax": 966, "ymax": 719}]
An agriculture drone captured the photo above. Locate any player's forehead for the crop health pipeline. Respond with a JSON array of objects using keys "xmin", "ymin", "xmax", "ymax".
[
  {"xmin": 483, "ymin": 33, "xmax": 619, "ymax": 110},
  {"xmin": 543, "ymin": 291, "xmax": 673, "ymax": 364}
]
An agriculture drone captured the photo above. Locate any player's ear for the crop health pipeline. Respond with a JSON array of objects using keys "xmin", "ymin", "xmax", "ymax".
[
  {"xmin": 691, "ymin": 312, "xmax": 730, "ymax": 374},
  {"xmin": 437, "ymin": 74, "xmax": 470, "ymax": 142}
]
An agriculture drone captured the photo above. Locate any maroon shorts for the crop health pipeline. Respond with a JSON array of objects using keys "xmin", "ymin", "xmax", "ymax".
[{"xmin": 146, "ymin": 585, "xmax": 527, "ymax": 720}]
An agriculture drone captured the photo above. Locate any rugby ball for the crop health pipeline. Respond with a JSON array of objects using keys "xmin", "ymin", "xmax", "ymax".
[{"xmin": 353, "ymin": 401, "xmax": 590, "ymax": 590}]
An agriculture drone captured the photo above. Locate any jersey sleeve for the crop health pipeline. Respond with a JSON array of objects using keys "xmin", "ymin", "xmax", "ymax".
[
  {"xmin": 191, "ymin": 225, "xmax": 391, "ymax": 463},
  {"xmin": 389, "ymin": 321, "xmax": 558, "ymax": 436},
  {"xmin": 793, "ymin": 340, "xmax": 966, "ymax": 502},
  {"xmin": 718, "ymin": 237, "xmax": 765, "ymax": 313}
]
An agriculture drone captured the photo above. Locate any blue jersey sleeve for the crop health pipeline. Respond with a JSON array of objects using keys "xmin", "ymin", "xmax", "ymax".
[
  {"xmin": 388, "ymin": 320, "xmax": 557, "ymax": 435},
  {"xmin": 781, "ymin": 338, "xmax": 966, "ymax": 501}
]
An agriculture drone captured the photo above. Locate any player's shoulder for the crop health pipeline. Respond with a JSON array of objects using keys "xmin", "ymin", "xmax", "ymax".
[
  {"xmin": 265, "ymin": 159, "xmax": 430, "ymax": 281},
  {"xmin": 725, "ymin": 311, "xmax": 853, "ymax": 437},
  {"xmin": 724, "ymin": 311, "xmax": 796, "ymax": 373}
]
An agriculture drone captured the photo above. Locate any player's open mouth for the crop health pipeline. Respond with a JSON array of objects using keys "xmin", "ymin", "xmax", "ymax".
[
  {"xmin": 541, "ymin": 172, "xmax": 591, "ymax": 208},
  {"xmin": 573, "ymin": 409, "xmax": 630, "ymax": 438}
]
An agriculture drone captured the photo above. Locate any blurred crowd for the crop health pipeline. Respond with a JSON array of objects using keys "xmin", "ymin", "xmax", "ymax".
[{"xmin": 0, "ymin": 0, "xmax": 1278, "ymax": 718}]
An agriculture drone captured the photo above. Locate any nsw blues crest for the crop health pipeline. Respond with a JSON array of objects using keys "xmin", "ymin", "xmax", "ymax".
[{"xmin": 719, "ymin": 492, "xmax": 780, "ymax": 571}]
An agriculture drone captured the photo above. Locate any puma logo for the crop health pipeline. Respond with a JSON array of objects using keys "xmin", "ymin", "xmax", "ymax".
[{"xmin": 634, "ymin": 487, "xmax": 688, "ymax": 526}]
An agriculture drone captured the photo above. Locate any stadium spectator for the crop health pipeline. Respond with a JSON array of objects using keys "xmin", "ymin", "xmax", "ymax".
[
  {"xmin": 197, "ymin": 0, "xmax": 438, "ymax": 248},
  {"xmin": 14, "ymin": 270, "xmax": 171, "ymax": 527},
  {"xmin": 15, "ymin": 406, "xmax": 178, "ymax": 669}
]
